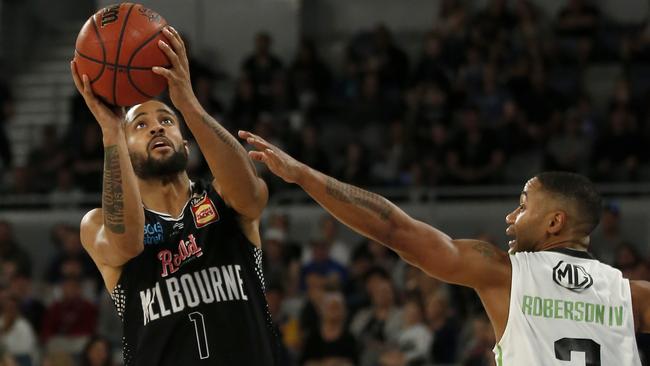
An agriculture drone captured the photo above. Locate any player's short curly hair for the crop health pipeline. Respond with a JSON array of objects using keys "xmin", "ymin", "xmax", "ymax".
[{"xmin": 535, "ymin": 171, "xmax": 602, "ymax": 234}]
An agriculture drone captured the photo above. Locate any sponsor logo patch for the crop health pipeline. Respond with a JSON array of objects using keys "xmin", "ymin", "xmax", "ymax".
[
  {"xmin": 190, "ymin": 194, "xmax": 219, "ymax": 228},
  {"xmin": 553, "ymin": 261, "xmax": 594, "ymax": 292}
]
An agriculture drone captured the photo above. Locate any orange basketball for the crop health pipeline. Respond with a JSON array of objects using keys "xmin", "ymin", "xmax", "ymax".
[{"xmin": 73, "ymin": 3, "xmax": 170, "ymax": 106}]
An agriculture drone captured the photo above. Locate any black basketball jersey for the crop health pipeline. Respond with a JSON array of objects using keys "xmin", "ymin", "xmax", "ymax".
[{"xmin": 110, "ymin": 180, "xmax": 280, "ymax": 365}]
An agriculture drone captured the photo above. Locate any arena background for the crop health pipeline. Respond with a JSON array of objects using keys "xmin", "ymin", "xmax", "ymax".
[{"xmin": 1, "ymin": 0, "xmax": 650, "ymax": 365}]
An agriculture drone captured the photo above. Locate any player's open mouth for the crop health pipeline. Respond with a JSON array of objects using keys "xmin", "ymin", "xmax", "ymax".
[{"xmin": 149, "ymin": 137, "xmax": 172, "ymax": 151}]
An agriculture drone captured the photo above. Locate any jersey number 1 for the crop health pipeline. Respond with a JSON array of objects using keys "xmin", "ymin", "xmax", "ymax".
[
  {"xmin": 554, "ymin": 338, "xmax": 601, "ymax": 365},
  {"xmin": 189, "ymin": 312, "xmax": 210, "ymax": 359}
]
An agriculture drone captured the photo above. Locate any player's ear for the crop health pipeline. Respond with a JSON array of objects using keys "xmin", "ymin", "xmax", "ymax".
[
  {"xmin": 548, "ymin": 211, "xmax": 566, "ymax": 234},
  {"xmin": 183, "ymin": 140, "xmax": 190, "ymax": 155}
]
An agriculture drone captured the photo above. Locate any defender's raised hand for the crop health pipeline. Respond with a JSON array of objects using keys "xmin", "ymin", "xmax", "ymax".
[
  {"xmin": 152, "ymin": 26, "xmax": 194, "ymax": 110},
  {"xmin": 70, "ymin": 60, "xmax": 124, "ymax": 131},
  {"xmin": 238, "ymin": 130, "xmax": 306, "ymax": 184}
]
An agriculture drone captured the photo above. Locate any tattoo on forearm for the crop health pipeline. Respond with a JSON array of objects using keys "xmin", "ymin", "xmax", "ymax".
[
  {"xmin": 325, "ymin": 178, "xmax": 393, "ymax": 220},
  {"xmin": 201, "ymin": 114, "xmax": 238, "ymax": 149},
  {"xmin": 103, "ymin": 145, "xmax": 125, "ymax": 233},
  {"xmin": 472, "ymin": 242, "xmax": 496, "ymax": 258}
]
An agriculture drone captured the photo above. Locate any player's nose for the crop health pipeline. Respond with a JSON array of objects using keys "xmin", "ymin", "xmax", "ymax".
[{"xmin": 149, "ymin": 126, "xmax": 165, "ymax": 135}]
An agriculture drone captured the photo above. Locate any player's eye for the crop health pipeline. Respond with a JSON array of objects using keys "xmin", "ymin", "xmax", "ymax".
[
  {"xmin": 161, "ymin": 118, "xmax": 173, "ymax": 125},
  {"xmin": 136, "ymin": 121, "xmax": 146, "ymax": 129}
]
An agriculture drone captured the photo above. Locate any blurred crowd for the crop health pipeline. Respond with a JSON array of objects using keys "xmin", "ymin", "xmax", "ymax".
[
  {"xmin": 3, "ymin": 0, "xmax": 650, "ymax": 199},
  {"xmin": 1, "ymin": 202, "xmax": 650, "ymax": 366},
  {"xmin": 2, "ymin": 0, "xmax": 650, "ymax": 364}
]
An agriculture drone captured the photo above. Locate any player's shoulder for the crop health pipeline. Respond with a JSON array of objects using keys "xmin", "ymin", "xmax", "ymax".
[{"xmin": 80, "ymin": 208, "xmax": 103, "ymax": 246}]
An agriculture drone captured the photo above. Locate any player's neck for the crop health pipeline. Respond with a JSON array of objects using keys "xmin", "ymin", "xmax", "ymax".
[
  {"xmin": 537, "ymin": 235, "xmax": 590, "ymax": 252},
  {"xmin": 138, "ymin": 172, "xmax": 192, "ymax": 217}
]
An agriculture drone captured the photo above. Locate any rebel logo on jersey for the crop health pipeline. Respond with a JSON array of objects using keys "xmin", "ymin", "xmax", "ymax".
[
  {"xmin": 552, "ymin": 261, "xmax": 594, "ymax": 292},
  {"xmin": 158, "ymin": 234, "xmax": 204, "ymax": 277},
  {"xmin": 190, "ymin": 193, "xmax": 219, "ymax": 228}
]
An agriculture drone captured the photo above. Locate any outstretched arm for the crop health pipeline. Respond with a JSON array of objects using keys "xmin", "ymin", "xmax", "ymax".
[
  {"xmin": 153, "ymin": 26, "xmax": 267, "ymax": 219},
  {"xmin": 239, "ymin": 131, "xmax": 510, "ymax": 289},
  {"xmin": 71, "ymin": 61, "xmax": 144, "ymax": 268}
]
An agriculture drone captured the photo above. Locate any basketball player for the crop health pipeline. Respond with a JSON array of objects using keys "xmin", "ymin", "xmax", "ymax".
[
  {"xmin": 240, "ymin": 130, "xmax": 650, "ymax": 365},
  {"xmin": 71, "ymin": 26, "xmax": 279, "ymax": 365}
]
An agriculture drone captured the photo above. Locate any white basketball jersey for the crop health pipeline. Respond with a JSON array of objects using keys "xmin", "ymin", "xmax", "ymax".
[{"xmin": 494, "ymin": 248, "xmax": 641, "ymax": 366}]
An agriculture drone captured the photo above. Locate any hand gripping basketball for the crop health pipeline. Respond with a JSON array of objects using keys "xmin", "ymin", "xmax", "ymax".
[
  {"xmin": 152, "ymin": 26, "xmax": 194, "ymax": 111},
  {"xmin": 70, "ymin": 60, "xmax": 125, "ymax": 132}
]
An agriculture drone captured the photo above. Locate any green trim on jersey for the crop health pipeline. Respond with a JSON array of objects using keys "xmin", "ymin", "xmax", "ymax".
[{"xmin": 496, "ymin": 345, "xmax": 503, "ymax": 366}]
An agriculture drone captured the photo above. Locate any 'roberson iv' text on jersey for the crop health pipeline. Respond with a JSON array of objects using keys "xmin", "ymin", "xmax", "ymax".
[
  {"xmin": 110, "ymin": 180, "xmax": 279, "ymax": 365},
  {"xmin": 495, "ymin": 248, "xmax": 641, "ymax": 365}
]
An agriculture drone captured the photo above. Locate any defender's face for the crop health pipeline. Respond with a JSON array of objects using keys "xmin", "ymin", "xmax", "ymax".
[
  {"xmin": 125, "ymin": 100, "xmax": 185, "ymax": 158},
  {"xmin": 505, "ymin": 178, "xmax": 549, "ymax": 253}
]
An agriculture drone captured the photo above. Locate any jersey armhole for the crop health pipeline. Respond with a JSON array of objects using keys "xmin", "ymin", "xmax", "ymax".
[{"xmin": 495, "ymin": 253, "xmax": 519, "ymax": 349}]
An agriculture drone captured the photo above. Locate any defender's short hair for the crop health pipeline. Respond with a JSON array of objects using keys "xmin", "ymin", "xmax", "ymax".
[{"xmin": 535, "ymin": 171, "xmax": 602, "ymax": 234}]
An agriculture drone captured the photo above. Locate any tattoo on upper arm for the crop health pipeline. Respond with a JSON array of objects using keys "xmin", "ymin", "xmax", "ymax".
[
  {"xmin": 201, "ymin": 114, "xmax": 238, "ymax": 149},
  {"xmin": 472, "ymin": 242, "xmax": 497, "ymax": 258},
  {"xmin": 103, "ymin": 145, "xmax": 125, "ymax": 234},
  {"xmin": 325, "ymin": 178, "xmax": 393, "ymax": 220}
]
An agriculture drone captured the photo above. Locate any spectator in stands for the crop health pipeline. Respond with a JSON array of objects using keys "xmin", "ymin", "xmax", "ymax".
[
  {"xmin": 301, "ymin": 291, "xmax": 357, "ymax": 366},
  {"xmin": 48, "ymin": 168, "xmax": 84, "ymax": 209},
  {"xmin": 46, "ymin": 226, "xmax": 98, "ymax": 289},
  {"xmin": 242, "ymin": 32, "xmax": 284, "ymax": 102},
  {"xmin": 0, "ymin": 292, "xmax": 38, "ymax": 366},
  {"xmin": 335, "ymin": 142, "xmax": 371, "ymax": 186},
  {"xmin": 41, "ymin": 259, "xmax": 98, "ymax": 352},
  {"xmin": 425, "ymin": 290, "xmax": 460, "ymax": 364},
  {"xmin": 446, "ymin": 106, "xmax": 505, "ymax": 185},
  {"xmin": 593, "ymin": 107, "xmax": 642, "ymax": 181},
  {"xmin": 0, "ymin": 221, "xmax": 31, "ymax": 277},
  {"xmin": 591, "ymin": 202, "xmax": 633, "ymax": 265},
  {"xmin": 5, "ymin": 265, "xmax": 44, "ymax": 333},
  {"xmin": 290, "ymin": 125, "xmax": 331, "ymax": 176},
  {"xmin": 556, "ymin": 0, "xmax": 600, "ymax": 39},
  {"xmin": 300, "ymin": 239, "xmax": 347, "ymax": 291},
  {"xmin": 302, "ymin": 215, "xmax": 350, "ymax": 266},
  {"xmin": 0, "ymin": 78, "xmax": 14, "ymax": 170},
  {"xmin": 66, "ymin": 92, "xmax": 95, "ymax": 156},
  {"xmin": 80, "ymin": 336, "xmax": 114, "ymax": 366},
  {"xmin": 26, "ymin": 124, "xmax": 68, "ymax": 194},
  {"xmin": 555, "ymin": 0, "xmax": 601, "ymax": 64},
  {"xmin": 193, "ymin": 73, "xmax": 224, "ymax": 120},
  {"xmin": 289, "ymin": 39, "xmax": 332, "ymax": 111},
  {"xmin": 461, "ymin": 314, "xmax": 496, "ymax": 366},
  {"xmin": 71, "ymin": 124, "xmax": 103, "ymax": 193},
  {"xmin": 544, "ymin": 109, "xmax": 592, "ymax": 174},
  {"xmin": 413, "ymin": 32, "xmax": 452, "ymax": 92},
  {"xmin": 474, "ymin": 0, "xmax": 516, "ymax": 41},
  {"xmin": 229, "ymin": 75, "xmax": 260, "ymax": 131},
  {"xmin": 368, "ymin": 24, "xmax": 410, "ymax": 93},
  {"xmin": 299, "ymin": 272, "xmax": 328, "ymax": 340},
  {"xmin": 614, "ymin": 243, "xmax": 645, "ymax": 280},
  {"xmin": 395, "ymin": 296, "xmax": 431, "ymax": 366},
  {"xmin": 351, "ymin": 267, "xmax": 403, "ymax": 366}
]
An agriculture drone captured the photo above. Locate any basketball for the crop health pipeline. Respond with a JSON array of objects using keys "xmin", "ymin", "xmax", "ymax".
[{"xmin": 73, "ymin": 3, "xmax": 170, "ymax": 106}]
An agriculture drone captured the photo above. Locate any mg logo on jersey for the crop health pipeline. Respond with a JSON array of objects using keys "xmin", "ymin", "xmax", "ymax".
[
  {"xmin": 553, "ymin": 261, "xmax": 593, "ymax": 291},
  {"xmin": 190, "ymin": 194, "xmax": 219, "ymax": 228}
]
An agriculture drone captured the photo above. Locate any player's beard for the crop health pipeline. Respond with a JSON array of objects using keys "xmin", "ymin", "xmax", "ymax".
[{"xmin": 130, "ymin": 147, "xmax": 188, "ymax": 183}]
